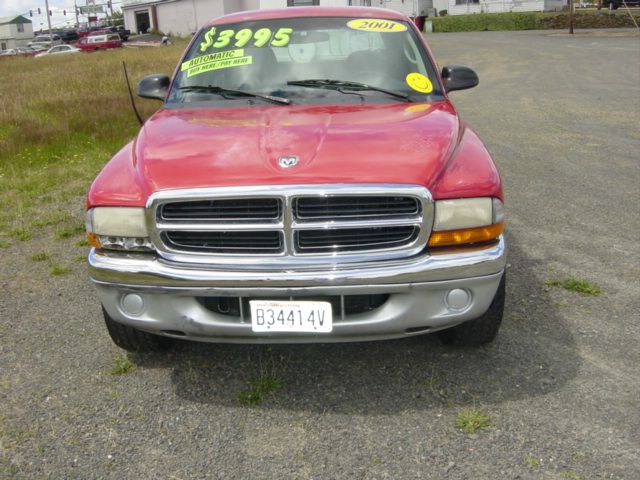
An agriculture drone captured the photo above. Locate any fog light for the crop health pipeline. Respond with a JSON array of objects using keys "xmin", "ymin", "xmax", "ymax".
[
  {"xmin": 445, "ymin": 289, "xmax": 471, "ymax": 311},
  {"xmin": 121, "ymin": 293, "xmax": 144, "ymax": 316}
]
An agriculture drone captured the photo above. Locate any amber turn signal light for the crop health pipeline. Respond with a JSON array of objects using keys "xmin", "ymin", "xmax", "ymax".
[
  {"xmin": 87, "ymin": 232, "xmax": 101, "ymax": 248},
  {"xmin": 428, "ymin": 222, "xmax": 504, "ymax": 248}
]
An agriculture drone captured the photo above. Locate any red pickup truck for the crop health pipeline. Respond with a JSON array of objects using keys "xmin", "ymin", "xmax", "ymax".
[
  {"xmin": 86, "ymin": 7, "xmax": 506, "ymax": 352},
  {"xmin": 77, "ymin": 33, "xmax": 122, "ymax": 51}
]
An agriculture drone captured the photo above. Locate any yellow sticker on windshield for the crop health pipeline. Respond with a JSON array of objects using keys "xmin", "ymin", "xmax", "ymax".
[
  {"xmin": 199, "ymin": 26, "xmax": 293, "ymax": 52},
  {"xmin": 346, "ymin": 19, "xmax": 407, "ymax": 33},
  {"xmin": 185, "ymin": 55, "xmax": 252, "ymax": 78},
  {"xmin": 406, "ymin": 73, "xmax": 433, "ymax": 94},
  {"xmin": 181, "ymin": 49, "xmax": 245, "ymax": 71}
]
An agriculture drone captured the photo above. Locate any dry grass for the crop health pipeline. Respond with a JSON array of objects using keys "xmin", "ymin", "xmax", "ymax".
[
  {"xmin": 0, "ymin": 45, "xmax": 187, "ymax": 161},
  {"xmin": 0, "ymin": 42, "xmax": 189, "ymax": 244}
]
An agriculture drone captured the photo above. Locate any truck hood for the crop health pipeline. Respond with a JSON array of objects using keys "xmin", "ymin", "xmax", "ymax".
[{"xmin": 134, "ymin": 101, "xmax": 461, "ymax": 193}]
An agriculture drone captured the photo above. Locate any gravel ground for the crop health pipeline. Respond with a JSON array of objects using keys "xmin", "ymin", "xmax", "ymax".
[{"xmin": 1, "ymin": 30, "xmax": 639, "ymax": 479}]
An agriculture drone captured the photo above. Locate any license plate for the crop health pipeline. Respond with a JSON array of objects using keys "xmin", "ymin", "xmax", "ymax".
[{"xmin": 250, "ymin": 300, "xmax": 332, "ymax": 333}]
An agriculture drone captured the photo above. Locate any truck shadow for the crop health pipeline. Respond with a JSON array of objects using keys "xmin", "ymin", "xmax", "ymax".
[{"xmin": 132, "ymin": 231, "xmax": 580, "ymax": 413}]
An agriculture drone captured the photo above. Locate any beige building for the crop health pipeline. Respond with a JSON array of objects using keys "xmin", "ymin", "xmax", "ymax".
[
  {"xmin": 121, "ymin": 0, "xmax": 568, "ymax": 36},
  {"xmin": 0, "ymin": 15, "xmax": 34, "ymax": 50}
]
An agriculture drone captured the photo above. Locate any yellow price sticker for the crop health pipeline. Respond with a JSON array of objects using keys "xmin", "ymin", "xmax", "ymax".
[
  {"xmin": 199, "ymin": 26, "xmax": 293, "ymax": 52},
  {"xmin": 346, "ymin": 19, "xmax": 407, "ymax": 33},
  {"xmin": 406, "ymin": 73, "xmax": 433, "ymax": 94}
]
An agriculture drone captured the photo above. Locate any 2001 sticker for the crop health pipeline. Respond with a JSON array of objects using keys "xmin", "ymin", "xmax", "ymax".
[
  {"xmin": 346, "ymin": 19, "xmax": 407, "ymax": 33},
  {"xmin": 199, "ymin": 26, "xmax": 293, "ymax": 52},
  {"xmin": 406, "ymin": 72, "xmax": 433, "ymax": 94}
]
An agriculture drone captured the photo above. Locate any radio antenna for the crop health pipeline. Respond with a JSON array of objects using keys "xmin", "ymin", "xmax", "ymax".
[{"xmin": 122, "ymin": 61, "xmax": 144, "ymax": 126}]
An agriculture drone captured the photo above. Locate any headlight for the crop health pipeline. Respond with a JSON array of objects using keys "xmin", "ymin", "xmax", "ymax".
[
  {"xmin": 86, "ymin": 207, "xmax": 153, "ymax": 251},
  {"xmin": 428, "ymin": 197, "xmax": 504, "ymax": 248}
]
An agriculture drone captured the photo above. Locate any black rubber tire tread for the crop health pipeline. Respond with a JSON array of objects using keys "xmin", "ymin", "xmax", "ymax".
[
  {"xmin": 103, "ymin": 307, "xmax": 174, "ymax": 352},
  {"xmin": 439, "ymin": 272, "xmax": 506, "ymax": 346}
]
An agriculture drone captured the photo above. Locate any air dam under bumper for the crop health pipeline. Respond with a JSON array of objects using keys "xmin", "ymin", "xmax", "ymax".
[{"xmin": 89, "ymin": 237, "xmax": 506, "ymax": 344}]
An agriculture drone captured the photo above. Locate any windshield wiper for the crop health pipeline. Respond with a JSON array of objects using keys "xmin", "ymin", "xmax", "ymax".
[
  {"xmin": 287, "ymin": 79, "xmax": 411, "ymax": 102},
  {"xmin": 178, "ymin": 85, "xmax": 290, "ymax": 105}
]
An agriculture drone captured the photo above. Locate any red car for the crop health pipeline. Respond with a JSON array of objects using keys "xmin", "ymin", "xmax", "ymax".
[
  {"xmin": 77, "ymin": 33, "xmax": 122, "ymax": 51},
  {"xmin": 86, "ymin": 7, "xmax": 506, "ymax": 352}
]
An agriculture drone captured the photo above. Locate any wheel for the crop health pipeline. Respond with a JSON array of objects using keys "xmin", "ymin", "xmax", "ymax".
[
  {"xmin": 438, "ymin": 272, "xmax": 505, "ymax": 346},
  {"xmin": 102, "ymin": 307, "xmax": 174, "ymax": 352}
]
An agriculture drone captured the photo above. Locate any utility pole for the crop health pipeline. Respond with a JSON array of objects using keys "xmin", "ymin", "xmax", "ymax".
[
  {"xmin": 74, "ymin": 0, "xmax": 79, "ymax": 28},
  {"xmin": 569, "ymin": 0, "xmax": 574, "ymax": 34},
  {"xmin": 44, "ymin": 0, "xmax": 53, "ymax": 37}
]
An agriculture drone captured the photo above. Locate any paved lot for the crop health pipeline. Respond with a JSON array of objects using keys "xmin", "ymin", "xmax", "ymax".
[{"xmin": 1, "ymin": 30, "xmax": 639, "ymax": 478}]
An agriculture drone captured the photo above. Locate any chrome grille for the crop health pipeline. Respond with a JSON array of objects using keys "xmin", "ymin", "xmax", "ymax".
[{"xmin": 148, "ymin": 185, "xmax": 433, "ymax": 265}]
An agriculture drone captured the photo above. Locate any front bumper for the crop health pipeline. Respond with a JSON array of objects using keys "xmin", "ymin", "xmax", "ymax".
[{"xmin": 89, "ymin": 236, "xmax": 506, "ymax": 343}]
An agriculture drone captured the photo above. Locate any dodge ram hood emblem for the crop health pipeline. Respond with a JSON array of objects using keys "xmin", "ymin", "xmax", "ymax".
[{"xmin": 278, "ymin": 156, "xmax": 299, "ymax": 169}]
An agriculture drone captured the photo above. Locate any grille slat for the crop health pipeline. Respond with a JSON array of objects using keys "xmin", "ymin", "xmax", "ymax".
[
  {"xmin": 163, "ymin": 231, "xmax": 283, "ymax": 254},
  {"xmin": 294, "ymin": 196, "xmax": 419, "ymax": 220},
  {"xmin": 161, "ymin": 198, "xmax": 281, "ymax": 221},
  {"xmin": 297, "ymin": 226, "xmax": 418, "ymax": 253}
]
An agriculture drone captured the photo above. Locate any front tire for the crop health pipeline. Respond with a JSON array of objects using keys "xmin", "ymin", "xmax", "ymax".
[
  {"xmin": 103, "ymin": 307, "xmax": 174, "ymax": 352},
  {"xmin": 438, "ymin": 272, "xmax": 506, "ymax": 346}
]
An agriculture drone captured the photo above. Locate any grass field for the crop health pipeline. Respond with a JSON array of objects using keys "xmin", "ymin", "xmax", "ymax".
[{"xmin": 0, "ymin": 42, "xmax": 188, "ymax": 250}]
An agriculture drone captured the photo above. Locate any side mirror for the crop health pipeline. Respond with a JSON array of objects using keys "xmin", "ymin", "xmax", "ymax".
[
  {"xmin": 441, "ymin": 65, "xmax": 479, "ymax": 92},
  {"xmin": 137, "ymin": 74, "xmax": 170, "ymax": 101}
]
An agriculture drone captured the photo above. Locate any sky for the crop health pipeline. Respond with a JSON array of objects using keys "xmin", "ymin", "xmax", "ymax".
[{"xmin": 0, "ymin": 0, "xmax": 122, "ymax": 30}]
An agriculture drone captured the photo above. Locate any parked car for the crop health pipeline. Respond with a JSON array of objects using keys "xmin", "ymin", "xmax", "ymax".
[
  {"xmin": 17, "ymin": 46, "xmax": 39, "ymax": 56},
  {"xmin": 92, "ymin": 25, "xmax": 131, "ymax": 41},
  {"xmin": 78, "ymin": 27, "xmax": 97, "ymax": 39},
  {"xmin": 59, "ymin": 29, "xmax": 79, "ymax": 43},
  {"xmin": 27, "ymin": 34, "xmax": 63, "ymax": 48},
  {"xmin": 86, "ymin": 7, "xmax": 506, "ymax": 352},
  {"xmin": 116, "ymin": 26, "xmax": 131, "ymax": 41},
  {"xmin": 35, "ymin": 44, "xmax": 81, "ymax": 58},
  {"xmin": 77, "ymin": 33, "xmax": 122, "ymax": 51},
  {"xmin": 0, "ymin": 47, "xmax": 38, "ymax": 57},
  {"xmin": 602, "ymin": 0, "xmax": 640, "ymax": 7}
]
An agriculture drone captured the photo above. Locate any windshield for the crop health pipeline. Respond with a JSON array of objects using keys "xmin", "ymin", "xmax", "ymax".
[{"xmin": 168, "ymin": 16, "xmax": 443, "ymax": 106}]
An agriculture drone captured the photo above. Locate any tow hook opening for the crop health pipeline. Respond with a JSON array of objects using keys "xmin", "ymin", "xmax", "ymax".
[
  {"xmin": 405, "ymin": 326, "xmax": 432, "ymax": 334},
  {"xmin": 161, "ymin": 330, "xmax": 187, "ymax": 337}
]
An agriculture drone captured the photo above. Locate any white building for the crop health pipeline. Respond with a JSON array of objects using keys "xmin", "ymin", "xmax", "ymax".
[
  {"xmin": 446, "ymin": 0, "xmax": 563, "ymax": 15},
  {"xmin": 121, "ymin": 0, "xmax": 439, "ymax": 36},
  {"xmin": 121, "ymin": 0, "xmax": 560, "ymax": 36},
  {"xmin": 0, "ymin": 15, "xmax": 34, "ymax": 50}
]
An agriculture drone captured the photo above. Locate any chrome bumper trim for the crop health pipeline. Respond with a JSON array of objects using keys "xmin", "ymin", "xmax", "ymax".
[{"xmin": 88, "ymin": 236, "xmax": 506, "ymax": 289}]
